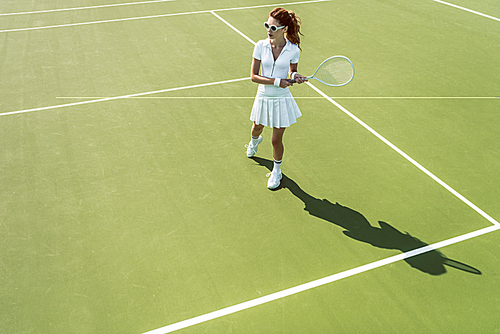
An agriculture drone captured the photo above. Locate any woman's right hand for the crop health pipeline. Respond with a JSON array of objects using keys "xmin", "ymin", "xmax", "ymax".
[{"xmin": 280, "ymin": 79, "xmax": 293, "ymax": 88}]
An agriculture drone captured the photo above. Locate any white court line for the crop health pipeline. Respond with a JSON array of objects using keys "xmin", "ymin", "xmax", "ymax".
[
  {"xmin": 433, "ymin": 0, "xmax": 500, "ymax": 22},
  {"xmin": 0, "ymin": 0, "xmax": 329, "ymax": 33},
  {"xmin": 299, "ymin": 96, "xmax": 500, "ymax": 99},
  {"xmin": 143, "ymin": 224, "xmax": 500, "ymax": 333},
  {"xmin": 0, "ymin": 77, "xmax": 250, "ymax": 117},
  {"xmin": 55, "ymin": 96, "xmax": 499, "ymax": 100},
  {"xmin": 0, "ymin": 0, "xmax": 175, "ymax": 16},
  {"xmin": 307, "ymin": 82, "xmax": 500, "ymax": 228},
  {"xmin": 210, "ymin": 11, "xmax": 256, "ymax": 46}
]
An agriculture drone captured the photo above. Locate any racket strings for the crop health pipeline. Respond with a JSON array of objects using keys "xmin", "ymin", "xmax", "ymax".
[{"xmin": 315, "ymin": 58, "xmax": 353, "ymax": 86}]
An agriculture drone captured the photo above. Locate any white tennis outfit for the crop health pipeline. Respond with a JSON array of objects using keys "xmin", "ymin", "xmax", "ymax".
[{"xmin": 250, "ymin": 39, "xmax": 302, "ymax": 128}]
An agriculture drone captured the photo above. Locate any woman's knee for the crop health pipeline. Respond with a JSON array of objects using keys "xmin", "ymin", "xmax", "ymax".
[
  {"xmin": 271, "ymin": 128, "xmax": 285, "ymax": 145},
  {"xmin": 252, "ymin": 123, "xmax": 264, "ymax": 132},
  {"xmin": 271, "ymin": 135, "xmax": 284, "ymax": 147}
]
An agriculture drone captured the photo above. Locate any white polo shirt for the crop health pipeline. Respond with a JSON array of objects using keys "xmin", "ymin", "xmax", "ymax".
[
  {"xmin": 253, "ymin": 38, "xmax": 300, "ymax": 79},
  {"xmin": 253, "ymin": 39, "xmax": 300, "ymax": 97}
]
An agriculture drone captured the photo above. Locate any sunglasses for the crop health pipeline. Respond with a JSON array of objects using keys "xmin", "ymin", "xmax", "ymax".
[{"xmin": 264, "ymin": 22, "xmax": 285, "ymax": 32}]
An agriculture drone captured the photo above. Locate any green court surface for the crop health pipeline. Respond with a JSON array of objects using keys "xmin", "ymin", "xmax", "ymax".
[{"xmin": 1, "ymin": 0, "xmax": 499, "ymax": 333}]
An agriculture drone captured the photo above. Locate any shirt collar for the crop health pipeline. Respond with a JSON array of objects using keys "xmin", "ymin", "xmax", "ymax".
[{"xmin": 265, "ymin": 38, "xmax": 292, "ymax": 52}]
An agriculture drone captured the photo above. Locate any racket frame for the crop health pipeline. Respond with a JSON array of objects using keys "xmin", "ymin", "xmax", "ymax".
[{"xmin": 290, "ymin": 55, "xmax": 354, "ymax": 87}]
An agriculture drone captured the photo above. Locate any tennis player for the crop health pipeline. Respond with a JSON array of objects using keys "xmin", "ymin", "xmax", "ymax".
[{"xmin": 246, "ymin": 7, "xmax": 307, "ymax": 189}]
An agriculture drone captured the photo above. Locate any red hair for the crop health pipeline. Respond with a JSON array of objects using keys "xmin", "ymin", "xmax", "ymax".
[{"xmin": 270, "ymin": 7, "xmax": 303, "ymax": 49}]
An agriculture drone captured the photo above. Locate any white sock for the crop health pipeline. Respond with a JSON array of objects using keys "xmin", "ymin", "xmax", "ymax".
[
  {"xmin": 251, "ymin": 136, "xmax": 260, "ymax": 146},
  {"xmin": 273, "ymin": 159, "xmax": 282, "ymax": 174}
]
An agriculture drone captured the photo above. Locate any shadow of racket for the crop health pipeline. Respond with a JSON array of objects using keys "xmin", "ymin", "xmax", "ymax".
[{"xmin": 443, "ymin": 258, "xmax": 482, "ymax": 275}]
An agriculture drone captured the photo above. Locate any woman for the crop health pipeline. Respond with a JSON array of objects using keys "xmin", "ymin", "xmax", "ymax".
[{"xmin": 246, "ymin": 7, "xmax": 307, "ymax": 189}]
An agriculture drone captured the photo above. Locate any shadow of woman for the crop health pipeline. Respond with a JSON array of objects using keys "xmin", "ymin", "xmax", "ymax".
[{"xmin": 251, "ymin": 157, "xmax": 481, "ymax": 276}]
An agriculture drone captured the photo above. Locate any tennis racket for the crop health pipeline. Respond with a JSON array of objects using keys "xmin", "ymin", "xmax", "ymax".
[{"xmin": 290, "ymin": 56, "xmax": 354, "ymax": 87}]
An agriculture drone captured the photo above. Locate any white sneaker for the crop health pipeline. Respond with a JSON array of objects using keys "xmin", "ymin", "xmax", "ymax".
[
  {"xmin": 245, "ymin": 136, "xmax": 263, "ymax": 158},
  {"xmin": 267, "ymin": 171, "xmax": 282, "ymax": 189}
]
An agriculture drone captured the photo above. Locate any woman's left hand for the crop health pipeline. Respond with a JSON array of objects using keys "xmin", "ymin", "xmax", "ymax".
[{"xmin": 293, "ymin": 74, "xmax": 307, "ymax": 84}]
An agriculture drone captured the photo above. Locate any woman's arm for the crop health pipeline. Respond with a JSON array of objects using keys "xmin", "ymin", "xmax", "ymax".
[
  {"xmin": 251, "ymin": 58, "xmax": 292, "ymax": 88},
  {"xmin": 289, "ymin": 63, "xmax": 307, "ymax": 84}
]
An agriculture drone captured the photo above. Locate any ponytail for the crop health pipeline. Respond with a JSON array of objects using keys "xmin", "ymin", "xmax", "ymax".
[{"xmin": 270, "ymin": 7, "xmax": 303, "ymax": 50}]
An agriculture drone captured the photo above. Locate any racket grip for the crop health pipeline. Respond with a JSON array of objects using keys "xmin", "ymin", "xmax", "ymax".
[{"xmin": 289, "ymin": 76, "xmax": 309, "ymax": 84}]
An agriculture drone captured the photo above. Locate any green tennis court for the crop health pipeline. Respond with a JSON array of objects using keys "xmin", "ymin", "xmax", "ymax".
[{"xmin": 1, "ymin": 0, "xmax": 499, "ymax": 333}]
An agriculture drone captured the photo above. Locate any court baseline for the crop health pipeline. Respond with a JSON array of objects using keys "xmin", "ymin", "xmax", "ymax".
[
  {"xmin": 143, "ymin": 225, "xmax": 500, "ymax": 333},
  {"xmin": 0, "ymin": 0, "xmax": 175, "ymax": 16},
  {"xmin": 433, "ymin": 0, "xmax": 500, "ymax": 22},
  {"xmin": 0, "ymin": 0, "xmax": 329, "ymax": 33}
]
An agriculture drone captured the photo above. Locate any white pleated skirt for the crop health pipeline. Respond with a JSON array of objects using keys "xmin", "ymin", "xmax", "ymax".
[{"xmin": 250, "ymin": 84, "xmax": 302, "ymax": 128}]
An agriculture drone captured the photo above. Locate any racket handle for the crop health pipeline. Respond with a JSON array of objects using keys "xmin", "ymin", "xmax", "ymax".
[{"xmin": 289, "ymin": 76, "xmax": 310, "ymax": 84}]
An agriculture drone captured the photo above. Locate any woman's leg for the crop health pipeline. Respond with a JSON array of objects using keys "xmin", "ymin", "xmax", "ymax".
[
  {"xmin": 271, "ymin": 127, "xmax": 286, "ymax": 162},
  {"xmin": 251, "ymin": 122, "xmax": 264, "ymax": 138},
  {"xmin": 267, "ymin": 127, "xmax": 286, "ymax": 189},
  {"xmin": 246, "ymin": 122, "xmax": 265, "ymax": 158}
]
